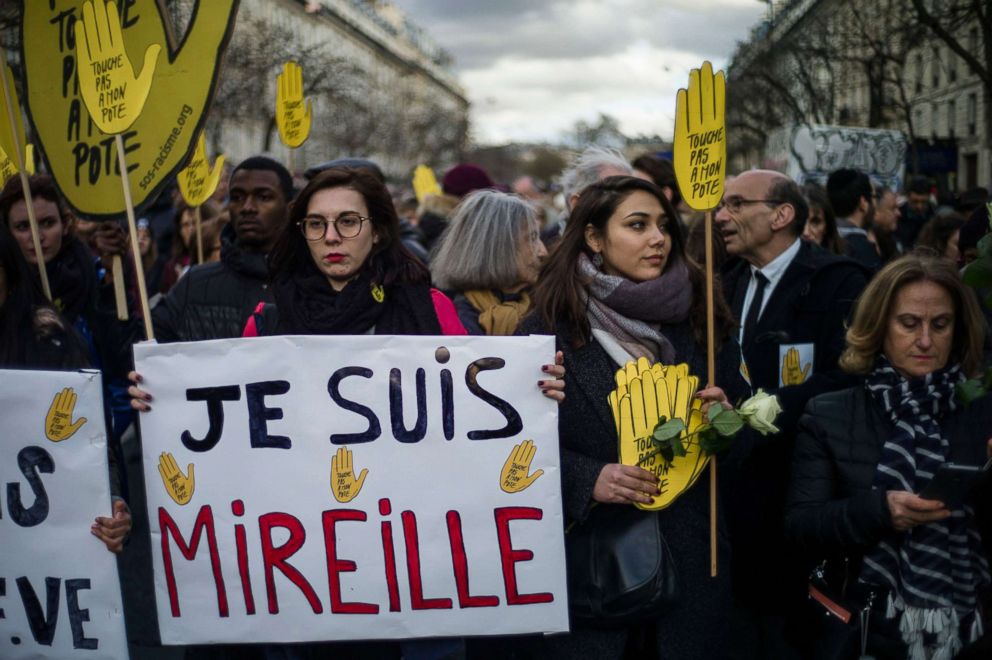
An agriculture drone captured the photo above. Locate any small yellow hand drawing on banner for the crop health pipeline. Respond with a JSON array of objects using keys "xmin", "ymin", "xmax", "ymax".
[
  {"xmin": 781, "ymin": 346, "xmax": 812, "ymax": 385},
  {"xmin": 45, "ymin": 387, "xmax": 88, "ymax": 442},
  {"xmin": 276, "ymin": 61, "xmax": 312, "ymax": 148},
  {"xmin": 158, "ymin": 452, "xmax": 195, "ymax": 505},
  {"xmin": 178, "ymin": 133, "xmax": 226, "ymax": 207},
  {"xmin": 75, "ymin": 0, "xmax": 161, "ymax": 134},
  {"xmin": 673, "ymin": 61, "xmax": 727, "ymax": 211},
  {"xmin": 500, "ymin": 439, "xmax": 544, "ymax": 493},
  {"xmin": 331, "ymin": 446, "xmax": 368, "ymax": 503}
]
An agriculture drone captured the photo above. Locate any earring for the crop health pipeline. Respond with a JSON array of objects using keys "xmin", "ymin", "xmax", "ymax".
[{"xmin": 592, "ymin": 252, "xmax": 603, "ymax": 268}]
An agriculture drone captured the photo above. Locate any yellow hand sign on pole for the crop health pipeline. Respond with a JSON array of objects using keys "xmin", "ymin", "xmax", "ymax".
[
  {"xmin": 45, "ymin": 387, "xmax": 88, "ymax": 442},
  {"xmin": 500, "ymin": 439, "xmax": 544, "ymax": 493},
  {"xmin": 0, "ymin": 144, "xmax": 35, "ymax": 185},
  {"xmin": 0, "ymin": 59, "xmax": 51, "ymax": 301},
  {"xmin": 330, "ymin": 447, "xmax": 368, "ymax": 503},
  {"xmin": 674, "ymin": 61, "xmax": 726, "ymax": 212},
  {"xmin": 77, "ymin": 0, "xmax": 160, "ymax": 135},
  {"xmin": 276, "ymin": 61, "xmax": 312, "ymax": 149},
  {"xmin": 158, "ymin": 452, "xmax": 195, "ymax": 505},
  {"xmin": 609, "ymin": 359, "xmax": 709, "ymax": 511},
  {"xmin": 412, "ymin": 165, "xmax": 441, "ymax": 203},
  {"xmin": 75, "ymin": 0, "xmax": 160, "ymax": 340},
  {"xmin": 178, "ymin": 132, "xmax": 226, "ymax": 262}
]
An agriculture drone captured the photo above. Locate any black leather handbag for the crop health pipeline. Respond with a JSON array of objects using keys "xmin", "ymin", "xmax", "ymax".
[{"xmin": 565, "ymin": 504, "xmax": 682, "ymax": 628}]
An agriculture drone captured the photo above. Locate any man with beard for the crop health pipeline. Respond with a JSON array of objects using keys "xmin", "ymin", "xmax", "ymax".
[{"xmin": 152, "ymin": 156, "xmax": 292, "ymax": 342}]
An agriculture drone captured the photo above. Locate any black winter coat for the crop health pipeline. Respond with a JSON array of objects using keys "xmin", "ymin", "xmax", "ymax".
[
  {"xmin": 518, "ymin": 315, "xmax": 746, "ymax": 658},
  {"xmin": 786, "ymin": 386, "xmax": 992, "ymax": 568},
  {"xmin": 152, "ymin": 226, "xmax": 273, "ymax": 342}
]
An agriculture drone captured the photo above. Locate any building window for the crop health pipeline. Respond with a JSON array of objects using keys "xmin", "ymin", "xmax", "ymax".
[
  {"xmin": 968, "ymin": 94, "xmax": 977, "ymax": 135},
  {"xmin": 948, "ymin": 100, "xmax": 956, "ymax": 137},
  {"xmin": 932, "ymin": 102, "xmax": 939, "ymax": 137},
  {"xmin": 949, "ymin": 51, "xmax": 957, "ymax": 83},
  {"xmin": 931, "ymin": 47, "xmax": 941, "ymax": 88},
  {"xmin": 915, "ymin": 52, "xmax": 924, "ymax": 92},
  {"xmin": 970, "ymin": 28, "xmax": 980, "ymax": 58}
]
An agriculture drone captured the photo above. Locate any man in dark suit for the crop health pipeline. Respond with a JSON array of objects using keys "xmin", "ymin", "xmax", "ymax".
[
  {"xmin": 826, "ymin": 168, "xmax": 882, "ymax": 272},
  {"xmin": 715, "ymin": 170, "xmax": 868, "ymax": 659}
]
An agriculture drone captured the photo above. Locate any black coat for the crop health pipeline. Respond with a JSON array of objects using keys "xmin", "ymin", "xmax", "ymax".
[
  {"xmin": 518, "ymin": 315, "xmax": 746, "ymax": 658},
  {"xmin": 786, "ymin": 386, "xmax": 992, "ymax": 567},
  {"xmin": 720, "ymin": 240, "xmax": 868, "ymax": 609},
  {"xmin": 152, "ymin": 227, "xmax": 273, "ymax": 342}
]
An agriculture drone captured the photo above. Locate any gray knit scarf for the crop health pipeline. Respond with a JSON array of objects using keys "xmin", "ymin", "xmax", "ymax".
[{"xmin": 577, "ymin": 252, "xmax": 692, "ymax": 363}]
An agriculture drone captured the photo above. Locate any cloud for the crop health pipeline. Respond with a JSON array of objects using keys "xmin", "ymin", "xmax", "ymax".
[{"xmin": 391, "ymin": 0, "xmax": 766, "ymax": 144}]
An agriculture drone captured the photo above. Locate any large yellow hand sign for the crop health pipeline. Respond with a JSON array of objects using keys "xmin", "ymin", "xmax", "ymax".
[
  {"xmin": 158, "ymin": 452, "xmax": 195, "ymax": 505},
  {"xmin": 23, "ymin": 1, "xmax": 238, "ymax": 220},
  {"xmin": 76, "ymin": 0, "xmax": 161, "ymax": 135},
  {"xmin": 331, "ymin": 447, "xmax": 368, "ymax": 503},
  {"xmin": 500, "ymin": 439, "xmax": 544, "ymax": 493},
  {"xmin": 45, "ymin": 387, "xmax": 88, "ymax": 442},
  {"xmin": 0, "ymin": 144, "xmax": 34, "ymax": 185},
  {"xmin": 412, "ymin": 165, "xmax": 441, "ymax": 203},
  {"xmin": 674, "ymin": 61, "xmax": 727, "ymax": 211},
  {"xmin": 276, "ymin": 61, "xmax": 312, "ymax": 149},
  {"xmin": 178, "ymin": 133, "xmax": 226, "ymax": 207},
  {"xmin": 609, "ymin": 358, "xmax": 709, "ymax": 510}
]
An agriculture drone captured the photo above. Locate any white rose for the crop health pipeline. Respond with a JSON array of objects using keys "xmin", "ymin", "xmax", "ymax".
[{"xmin": 738, "ymin": 389, "xmax": 782, "ymax": 435}]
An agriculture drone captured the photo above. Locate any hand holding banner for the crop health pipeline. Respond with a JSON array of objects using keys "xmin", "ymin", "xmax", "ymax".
[
  {"xmin": 276, "ymin": 61, "xmax": 312, "ymax": 148},
  {"xmin": 674, "ymin": 61, "xmax": 726, "ymax": 212},
  {"xmin": 77, "ymin": 0, "xmax": 160, "ymax": 135}
]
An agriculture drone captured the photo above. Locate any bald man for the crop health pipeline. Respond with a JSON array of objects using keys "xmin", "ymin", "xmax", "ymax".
[{"xmin": 715, "ymin": 170, "xmax": 868, "ymax": 659}]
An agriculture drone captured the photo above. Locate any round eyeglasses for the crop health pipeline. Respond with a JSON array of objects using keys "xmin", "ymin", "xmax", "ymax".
[{"xmin": 298, "ymin": 214, "xmax": 370, "ymax": 241}]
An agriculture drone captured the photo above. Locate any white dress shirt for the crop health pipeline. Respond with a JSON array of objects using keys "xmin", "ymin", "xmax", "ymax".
[{"xmin": 738, "ymin": 238, "xmax": 802, "ymax": 345}]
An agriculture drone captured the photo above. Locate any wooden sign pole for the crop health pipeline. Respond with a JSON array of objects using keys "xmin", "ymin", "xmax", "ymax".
[
  {"xmin": 705, "ymin": 209, "xmax": 718, "ymax": 577},
  {"xmin": 115, "ymin": 134, "xmax": 154, "ymax": 340}
]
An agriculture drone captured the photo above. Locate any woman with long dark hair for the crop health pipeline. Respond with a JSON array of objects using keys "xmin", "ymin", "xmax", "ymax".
[{"xmin": 520, "ymin": 175, "xmax": 745, "ymax": 658}]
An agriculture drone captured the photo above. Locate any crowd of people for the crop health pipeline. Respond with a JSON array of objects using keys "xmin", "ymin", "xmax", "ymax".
[{"xmin": 2, "ymin": 145, "xmax": 992, "ymax": 660}]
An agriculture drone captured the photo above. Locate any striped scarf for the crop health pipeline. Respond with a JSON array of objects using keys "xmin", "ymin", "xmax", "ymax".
[{"xmin": 861, "ymin": 358, "xmax": 990, "ymax": 659}]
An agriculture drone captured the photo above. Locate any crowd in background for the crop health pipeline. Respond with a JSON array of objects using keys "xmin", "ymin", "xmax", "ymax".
[{"xmin": 2, "ymin": 145, "xmax": 992, "ymax": 660}]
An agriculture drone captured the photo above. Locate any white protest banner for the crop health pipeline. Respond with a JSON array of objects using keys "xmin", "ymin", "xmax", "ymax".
[
  {"xmin": 0, "ymin": 369, "xmax": 129, "ymax": 660},
  {"xmin": 134, "ymin": 335, "xmax": 568, "ymax": 644}
]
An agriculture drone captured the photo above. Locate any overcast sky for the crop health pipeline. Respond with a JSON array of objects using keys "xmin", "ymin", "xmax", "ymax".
[{"xmin": 391, "ymin": 0, "xmax": 769, "ymax": 146}]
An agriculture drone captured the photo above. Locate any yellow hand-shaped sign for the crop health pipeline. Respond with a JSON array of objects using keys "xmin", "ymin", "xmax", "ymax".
[
  {"xmin": 674, "ymin": 61, "xmax": 727, "ymax": 211},
  {"xmin": 0, "ymin": 64, "xmax": 28, "ymax": 173},
  {"xmin": 0, "ymin": 143, "xmax": 34, "ymax": 185},
  {"xmin": 178, "ymin": 133, "xmax": 226, "ymax": 207},
  {"xmin": 609, "ymin": 358, "xmax": 709, "ymax": 510},
  {"xmin": 500, "ymin": 439, "xmax": 544, "ymax": 493},
  {"xmin": 276, "ymin": 61, "xmax": 312, "ymax": 149},
  {"xmin": 331, "ymin": 447, "xmax": 368, "ymax": 503},
  {"xmin": 45, "ymin": 387, "xmax": 88, "ymax": 442},
  {"xmin": 23, "ymin": 1, "xmax": 238, "ymax": 220},
  {"xmin": 412, "ymin": 165, "xmax": 441, "ymax": 203},
  {"xmin": 76, "ymin": 0, "xmax": 161, "ymax": 135},
  {"xmin": 158, "ymin": 452, "xmax": 195, "ymax": 505},
  {"xmin": 781, "ymin": 346, "xmax": 812, "ymax": 386}
]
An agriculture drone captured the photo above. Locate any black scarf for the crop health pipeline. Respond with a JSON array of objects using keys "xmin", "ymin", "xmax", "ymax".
[{"xmin": 271, "ymin": 265, "xmax": 440, "ymax": 336}]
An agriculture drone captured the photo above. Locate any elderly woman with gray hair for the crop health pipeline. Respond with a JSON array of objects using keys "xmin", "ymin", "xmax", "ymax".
[{"xmin": 431, "ymin": 189, "xmax": 548, "ymax": 335}]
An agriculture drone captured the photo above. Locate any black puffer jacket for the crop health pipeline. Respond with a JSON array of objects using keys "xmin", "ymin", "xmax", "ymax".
[
  {"xmin": 152, "ymin": 224, "xmax": 273, "ymax": 342},
  {"xmin": 786, "ymin": 386, "xmax": 992, "ymax": 562}
]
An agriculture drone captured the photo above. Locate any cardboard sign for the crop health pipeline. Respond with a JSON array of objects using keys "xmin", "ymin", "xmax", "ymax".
[
  {"xmin": 178, "ymin": 133, "xmax": 225, "ymax": 207},
  {"xmin": 610, "ymin": 359, "xmax": 709, "ymax": 510},
  {"xmin": 412, "ymin": 165, "xmax": 441, "ymax": 203},
  {"xmin": 275, "ymin": 61, "xmax": 312, "ymax": 149},
  {"xmin": 22, "ymin": 0, "xmax": 239, "ymax": 220},
  {"xmin": 0, "ymin": 370, "xmax": 129, "ymax": 660},
  {"xmin": 0, "ymin": 144, "xmax": 35, "ymax": 185},
  {"xmin": 674, "ymin": 61, "xmax": 727, "ymax": 212},
  {"xmin": 0, "ymin": 64, "xmax": 28, "ymax": 173},
  {"xmin": 133, "ymin": 335, "xmax": 569, "ymax": 644}
]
